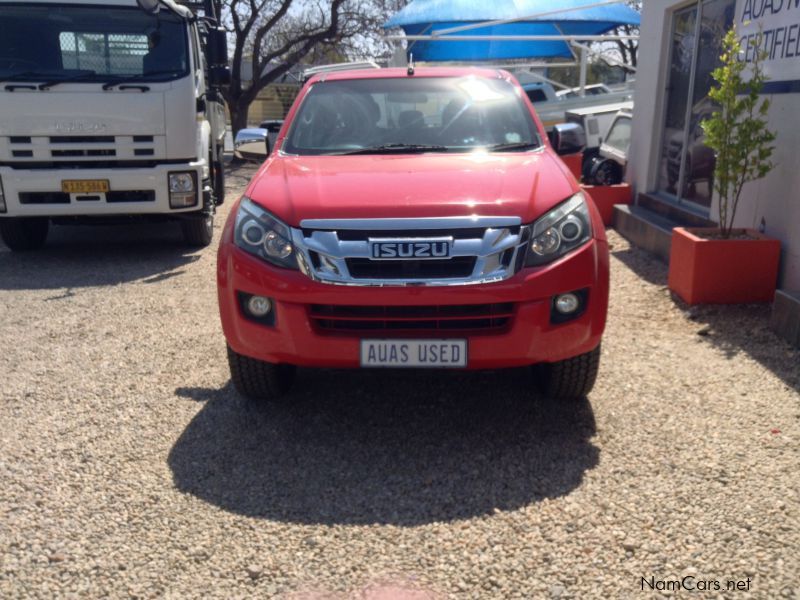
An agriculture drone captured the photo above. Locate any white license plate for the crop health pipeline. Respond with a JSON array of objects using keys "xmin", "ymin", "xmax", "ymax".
[{"xmin": 360, "ymin": 339, "xmax": 468, "ymax": 368}]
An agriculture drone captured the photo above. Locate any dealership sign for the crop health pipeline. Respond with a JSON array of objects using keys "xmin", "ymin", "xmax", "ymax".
[{"xmin": 737, "ymin": 0, "xmax": 800, "ymax": 85}]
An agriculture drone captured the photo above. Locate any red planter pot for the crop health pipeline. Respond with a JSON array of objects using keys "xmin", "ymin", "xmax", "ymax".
[
  {"xmin": 668, "ymin": 227, "xmax": 781, "ymax": 305},
  {"xmin": 581, "ymin": 184, "xmax": 632, "ymax": 226},
  {"xmin": 561, "ymin": 152, "xmax": 583, "ymax": 181}
]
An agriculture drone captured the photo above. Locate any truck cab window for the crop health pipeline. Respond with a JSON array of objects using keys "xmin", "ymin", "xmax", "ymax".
[{"xmin": 0, "ymin": 4, "xmax": 188, "ymax": 81}]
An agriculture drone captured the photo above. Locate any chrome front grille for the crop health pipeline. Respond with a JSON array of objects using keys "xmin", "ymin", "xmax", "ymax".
[{"xmin": 291, "ymin": 216, "xmax": 528, "ymax": 286}]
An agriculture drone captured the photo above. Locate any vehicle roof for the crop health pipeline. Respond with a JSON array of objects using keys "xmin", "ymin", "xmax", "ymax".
[
  {"xmin": 307, "ymin": 67, "xmax": 512, "ymax": 85},
  {"xmin": 4, "ymin": 0, "xmax": 193, "ymax": 16}
]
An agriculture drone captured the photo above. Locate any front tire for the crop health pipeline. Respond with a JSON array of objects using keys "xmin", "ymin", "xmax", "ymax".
[
  {"xmin": 535, "ymin": 345, "xmax": 601, "ymax": 400},
  {"xmin": 0, "ymin": 217, "xmax": 49, "ymax": 251},
  {"xmin": 227, "ymin": 345, "xmax": 296, "ymax": 402},
  {"xmin": 181, "ymin": 214, "xmax": 213, "ymax": 247}
]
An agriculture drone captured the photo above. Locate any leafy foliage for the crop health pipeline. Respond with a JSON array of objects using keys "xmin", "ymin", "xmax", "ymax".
[{"xmin": 701, "ymin": 27, "xmax": 776, "ymax": 239}]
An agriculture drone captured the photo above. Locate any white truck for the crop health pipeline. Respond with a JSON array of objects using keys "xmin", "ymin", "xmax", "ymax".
[{"xmin": 0, "ymin": 0, "xmax": 229, "ymax": 250}]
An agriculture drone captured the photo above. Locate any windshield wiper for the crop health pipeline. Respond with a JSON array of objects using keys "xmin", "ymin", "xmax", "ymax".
[
  {"xmin": 338, "ymin": 143, "xmax": 450, "ymax": 155},
  {"xmin": 38, "ymin": 70, "xmax": 98, "ymax": 90},
  {"xmin": 102, "ymin": 70, "xmax": 182, "ymax": 90},
  {"xmin": 486, "ymin": 141, "xmax": 541, "ymax": 152}
]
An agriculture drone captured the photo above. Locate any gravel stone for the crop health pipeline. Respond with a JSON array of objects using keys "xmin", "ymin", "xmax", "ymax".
[{"xmin": 0, "ymin": 164, "xmax": 798, "ymax": 598}]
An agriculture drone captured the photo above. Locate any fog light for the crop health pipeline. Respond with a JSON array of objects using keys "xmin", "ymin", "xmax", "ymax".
[
  {"xmin": 247, "ymin": 295, "xmax": 272, "ymax": 317},
  {"xmin": 555, "ymin": 293, "xmax": 580, "ymax": 314}
]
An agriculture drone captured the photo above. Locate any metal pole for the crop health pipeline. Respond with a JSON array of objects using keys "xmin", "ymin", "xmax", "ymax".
[
  {"xmin": 430, "ymin": 0, "xmax": 630, "ymax": 36},
  {"xmin": 579, "ymin": 47, "xmax": 587, "ymax": 96}
]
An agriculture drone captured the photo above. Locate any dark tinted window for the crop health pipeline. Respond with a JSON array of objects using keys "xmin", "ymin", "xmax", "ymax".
[{"xmin": 525, "ymin": 89, "xmax": 547, "ymax": 103}]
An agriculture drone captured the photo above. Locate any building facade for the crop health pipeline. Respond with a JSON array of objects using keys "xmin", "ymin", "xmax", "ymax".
[{"xmin": 628, "ymin": 0, "xmax": 800, "ymax": 293}]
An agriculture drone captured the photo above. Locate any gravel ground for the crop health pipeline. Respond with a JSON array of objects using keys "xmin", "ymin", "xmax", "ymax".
[{"xmin": 1, "ymin": 164, "xmax": 798, "ymax": 599}]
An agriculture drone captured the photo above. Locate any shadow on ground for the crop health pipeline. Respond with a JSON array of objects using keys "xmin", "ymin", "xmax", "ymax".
[
  {"xmin": 611, "ymin": 237, "xmax": 799, "ymax": 393},
  {"xmin": 169, "ymin": 369, "xmax": 599, "ymax": 526},
  {"xmin": 0, "ymin": 162, "xmax": 258, "ymax": 291},
  {"xmin": 0, "ymin": 221, "xmax": 201, "ymax": 290},
  {"xmin": 686, "ymin": 303, "xmax": 800, "ymax": 394}
]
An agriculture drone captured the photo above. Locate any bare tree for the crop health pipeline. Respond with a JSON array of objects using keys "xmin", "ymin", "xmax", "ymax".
[
  {"xmin": 222, "ymin": 0, "xmax": 405, "ymax": 133},
  {"xmin": 603, "ymin": 0, "xmax": 640, "ymax": 69}
]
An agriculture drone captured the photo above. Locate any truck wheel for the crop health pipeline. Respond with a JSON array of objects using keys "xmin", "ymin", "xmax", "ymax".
[
  {"xmin": 227, "ymin": 345, "xmax": 295, "ymax": 402},
  {"xmin": 534, "ymin": 344, "xmax": 601, "ymax": 400},
  {"xmin": 181, "ymin": 214, "xmax": 213, "ymax": 247},
  {"xmin": 589, "ymin": 158, "xmax": 622, "ymax": 186},
  {"xmin": 0, "ymin": 217, "xmax": 49, "ymax": 251}
]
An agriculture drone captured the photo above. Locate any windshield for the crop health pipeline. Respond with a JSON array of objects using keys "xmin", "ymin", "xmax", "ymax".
[
  {"xmin": 0, "ymin": 4, "xmax": 189, "ymax": 82},
  {"xmin": 604, "ymin": 116, "xmax": 632, "ymax": 153},
  {"xmin": 283, "ymin": 77, "xmax": 542, "ymax": 155}
]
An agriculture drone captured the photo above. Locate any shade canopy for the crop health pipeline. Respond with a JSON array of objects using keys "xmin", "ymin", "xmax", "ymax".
[{"xmin": 384, "ymin": 0, "xmax": 641, "ymax": 61}]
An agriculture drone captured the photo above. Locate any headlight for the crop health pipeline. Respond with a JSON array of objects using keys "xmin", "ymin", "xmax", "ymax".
[
  {"xmin": 168, "ymin": 171, "xmax": 198, "ymax": 208},
  {"xmin": 524, "ymin": 192, "xmax": 592, "ymax": 267},
  {"xmin": 234, "ymin": 198, "xmax": 298, "ymax": 270}
]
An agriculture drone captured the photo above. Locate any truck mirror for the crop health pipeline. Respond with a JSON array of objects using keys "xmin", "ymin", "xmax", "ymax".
[
  {"xmin": 207, "ymin": 28, "xmax": 229, "ymax": 66},
  {"xmin": 136, "ymin": 0, "xmax": 160, "ymax": 14},
  {"xmin": 552, "ymin": 122, "xmax": 586, "ymax": 156},
  {"xmin": 209, "ymin": 65, "xmax": 231, "ymax": 87},
  {"xmin": 234, "ymin": 128, "xmax": 269, "ymax": 162}
]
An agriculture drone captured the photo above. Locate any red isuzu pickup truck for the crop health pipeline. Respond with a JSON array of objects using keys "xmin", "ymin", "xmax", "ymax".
[{"xmin": 218, "ymin": 67, "xmax": 609, "ymax": 401}]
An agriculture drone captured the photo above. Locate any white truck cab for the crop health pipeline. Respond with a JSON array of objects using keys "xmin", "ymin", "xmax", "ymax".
[{"xmin": 0, "ymin": 0, "xmax": 229, "ymax": 250}]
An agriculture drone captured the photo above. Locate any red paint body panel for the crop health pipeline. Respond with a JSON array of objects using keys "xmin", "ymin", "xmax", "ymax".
[
  {"xmin": 218, "ymin": 68, "xmax": 610, "ymax": 369},
  {"xmin": 245, "ymin": 151, "xmax": 576, "ymax": 225},
  {"xmin": 218, "ymin": 200, "xmax": 609, "ymax": 369}
]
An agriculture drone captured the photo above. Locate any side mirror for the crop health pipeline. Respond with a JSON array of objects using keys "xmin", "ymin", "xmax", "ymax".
[
  {"xmin": 209, "ymin": 65, "xmax": 231, "ymax": 87},
  {"xmin": 207, "ymin": 27, "xmax": 228, "ymax": 66},
  {"xmin": 552, "ymin": 122, "xmax": 586, "ymax": 155},
  {"xmin": 234, "ymin": 128, "xmax": 269, "ymax": 162},
  {"xmin": 136, "ymin": 0, "xmax": 160, "ymax": 14}
]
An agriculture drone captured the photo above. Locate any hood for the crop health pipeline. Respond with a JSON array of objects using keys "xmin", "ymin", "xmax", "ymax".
[{"xmin": 246, "ymin": 150, "xmax": 578, "ymax": 226}]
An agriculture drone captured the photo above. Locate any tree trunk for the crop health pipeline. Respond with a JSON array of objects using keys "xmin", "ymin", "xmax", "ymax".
[{"xmin": 229, "ymin": 101, "xmax": 250, "ymax": 137}]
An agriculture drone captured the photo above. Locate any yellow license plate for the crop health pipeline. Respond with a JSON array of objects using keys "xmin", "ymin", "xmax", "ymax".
[{"xmin": 61, "ymin": 179, "xmax": 110, "ymax": 194}]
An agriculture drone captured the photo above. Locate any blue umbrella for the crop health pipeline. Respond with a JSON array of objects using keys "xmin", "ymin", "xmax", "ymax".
[{"xmin": 384, "ymin": 0, "xmax": 640, "ymax": 61}]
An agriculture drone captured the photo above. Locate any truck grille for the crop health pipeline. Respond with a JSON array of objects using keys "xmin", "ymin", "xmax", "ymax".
[
  {"xmin": 294, "ymin": 216, "xmax": 528, "ymax": 286},
  {"xmin": 5, "ymin": 134, "xmax": 160, "ymax": 165},
  {"xmin": 309, "ymin": 303, "xmax": 515, "ymax": 333}
]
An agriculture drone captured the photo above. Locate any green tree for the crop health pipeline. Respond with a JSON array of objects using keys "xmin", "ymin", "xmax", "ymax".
[{"xmin": 701, "ymin": 27, "xmax": 776, "ymax": 239}]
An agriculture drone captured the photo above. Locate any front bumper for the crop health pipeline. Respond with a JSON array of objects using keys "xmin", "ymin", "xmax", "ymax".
[
  {"xmin": 218, "ymin": 215, "xmax": 609, "ymax": 369},
  {"xmin": 0, "ymin": 161, "xmax": 206, "ymax": 217}
]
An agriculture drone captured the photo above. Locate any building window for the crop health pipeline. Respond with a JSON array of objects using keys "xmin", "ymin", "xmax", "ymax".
[{"xmin": 657, "ymin": 0, "xmax": 736, "ymax": 212}]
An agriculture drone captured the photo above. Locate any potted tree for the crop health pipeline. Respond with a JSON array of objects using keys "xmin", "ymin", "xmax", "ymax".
[{"xmin": 668, "ymin": 27, "xmax": 780, "ymax": 305}]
